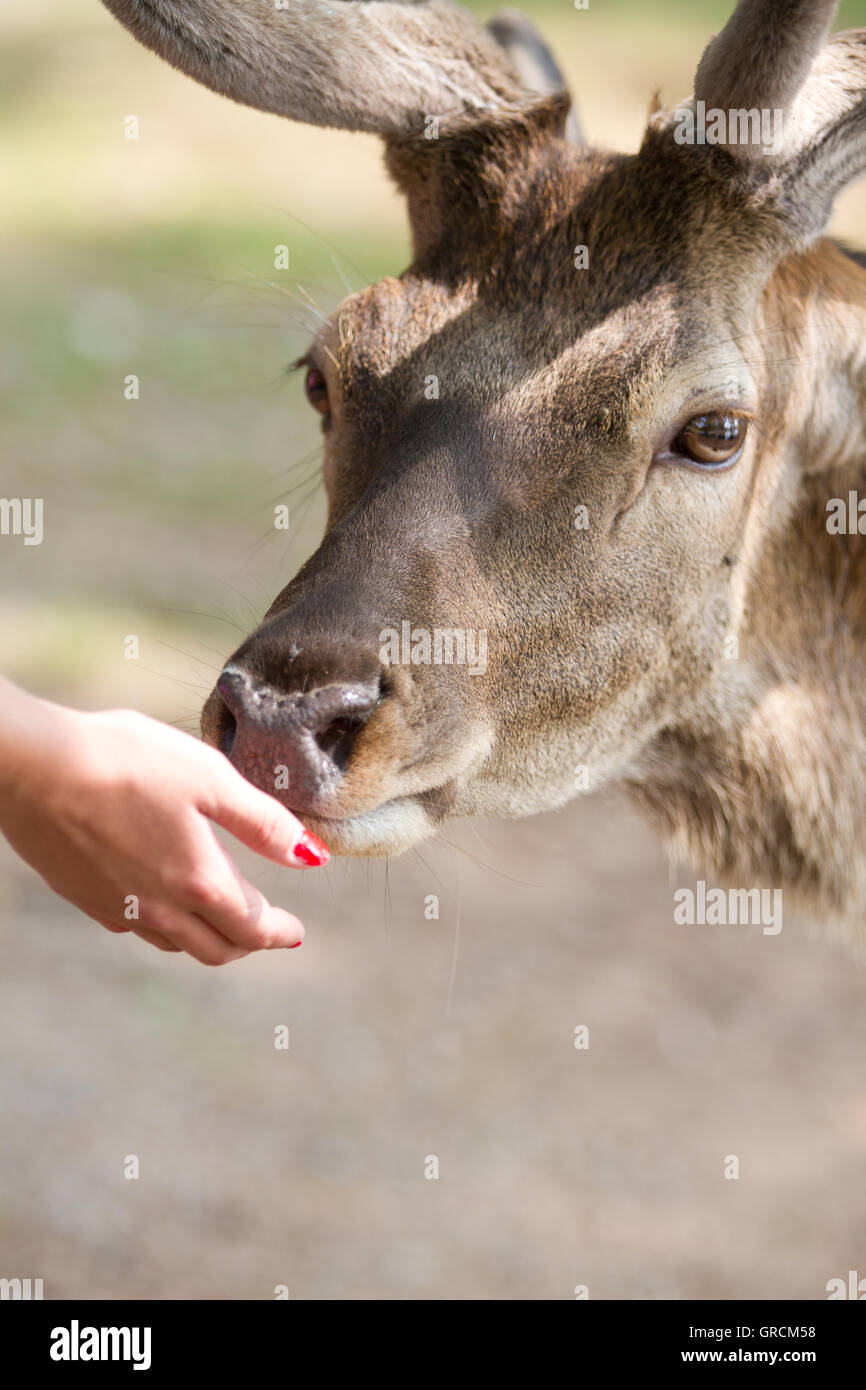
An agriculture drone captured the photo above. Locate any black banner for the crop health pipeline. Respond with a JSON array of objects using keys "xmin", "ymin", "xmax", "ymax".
[{"xmin": 1, "ymin": 1299, "xmax": 861, "ymax": 1374}]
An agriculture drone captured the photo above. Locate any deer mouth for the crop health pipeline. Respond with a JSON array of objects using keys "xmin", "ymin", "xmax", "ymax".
[{"xmin": 295, "ymin": 796, "xmax": 440, "ymax": 858}]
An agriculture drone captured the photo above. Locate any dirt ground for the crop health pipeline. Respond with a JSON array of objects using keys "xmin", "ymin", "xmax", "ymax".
[{"xmin": 2, "ymin": 787, "xmax": 865, "ymax": 1300}]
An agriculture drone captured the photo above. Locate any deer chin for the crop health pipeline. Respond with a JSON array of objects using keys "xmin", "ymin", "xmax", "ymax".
[{"xmin": 298, "ymin": 797, "xmax": 437, "ymax": 858}]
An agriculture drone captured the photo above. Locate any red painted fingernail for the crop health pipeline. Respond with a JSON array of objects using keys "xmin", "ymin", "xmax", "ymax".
[
  {"xmin": 293, "ymin": 831, "xmax": 330, "ymax": 867},
  {"xmin": 289, "ymin": 941, "xmax": 303, "ymax": 949}
]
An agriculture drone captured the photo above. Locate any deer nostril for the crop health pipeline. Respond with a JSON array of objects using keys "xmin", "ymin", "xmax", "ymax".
[
  {"xmin": 315, "ymin": 714, "xmax": 368, "ymax": 772},
  {"xmin": 218, "ymin": 705, "xmax": 237, "ymax": 757}
]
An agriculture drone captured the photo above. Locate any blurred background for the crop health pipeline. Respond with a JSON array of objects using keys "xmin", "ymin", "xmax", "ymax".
[{"xmin": 2, "ymin": 0, "xmax": 866, "ymax": 1300}]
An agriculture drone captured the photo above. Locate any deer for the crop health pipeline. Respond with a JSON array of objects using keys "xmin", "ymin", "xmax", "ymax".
[{"xmin": 99, "ymin": 0, "xmax": 866, "ymax": 927}]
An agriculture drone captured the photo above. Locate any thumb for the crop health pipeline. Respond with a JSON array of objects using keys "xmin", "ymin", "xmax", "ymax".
[{"xmin": 204, "ymin": 759, "xmax": 330, "ymax": 868}]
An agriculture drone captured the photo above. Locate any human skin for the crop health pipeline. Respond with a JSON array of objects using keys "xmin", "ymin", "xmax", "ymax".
[{"xmin": 0, "ymin": 677, "xmax": 329, "ymax": 966}]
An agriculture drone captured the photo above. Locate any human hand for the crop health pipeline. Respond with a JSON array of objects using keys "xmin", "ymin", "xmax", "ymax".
[{"xmin": 0, "ymin": 680, "xmax": 328, "ymax": 965}]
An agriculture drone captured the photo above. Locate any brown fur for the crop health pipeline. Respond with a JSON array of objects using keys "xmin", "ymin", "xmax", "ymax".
[{"xmin": 100, "ymin": 1, "xmax": 866, "ymax": 924}]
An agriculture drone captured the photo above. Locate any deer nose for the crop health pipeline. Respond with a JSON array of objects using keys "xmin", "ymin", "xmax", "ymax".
[{"xmin": 211, "ymin": 663, "xmax": 381, "ymax": 811}]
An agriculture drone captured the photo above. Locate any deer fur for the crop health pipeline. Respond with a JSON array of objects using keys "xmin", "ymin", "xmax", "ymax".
[{"xmin": 99, "ymin": 1, "xmax": 866, "ymax": 926}]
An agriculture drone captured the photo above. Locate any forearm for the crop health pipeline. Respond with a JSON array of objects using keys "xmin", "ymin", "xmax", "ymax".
[{"xmin": 0, "ymin": 676, "xmax": 71, "ymax": 803}]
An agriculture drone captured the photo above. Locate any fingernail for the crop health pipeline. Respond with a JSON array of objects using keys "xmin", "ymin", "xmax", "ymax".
[
  {"xmin": 289, "ymin": 941, "xmax": 303, "ymax": 949},
  {"xmin": 292, "ymin": 831, "xmax": 330, "ymax": 867}
]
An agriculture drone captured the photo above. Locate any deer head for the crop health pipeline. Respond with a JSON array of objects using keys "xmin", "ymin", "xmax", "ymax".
[{"xmin": 101, "ymin": 1, "xmax": 866, "ymax": 918}]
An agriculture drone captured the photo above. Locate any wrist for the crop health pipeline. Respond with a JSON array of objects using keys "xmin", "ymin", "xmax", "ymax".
[{"xmin": 0, "ymin": 678, "xmax": 87, "ymax": 809}]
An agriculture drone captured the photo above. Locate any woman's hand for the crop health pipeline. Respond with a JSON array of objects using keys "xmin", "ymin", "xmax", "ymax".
[{"xmin": 0, "ymin": 678, "xmax": 329, "ymax": 965}]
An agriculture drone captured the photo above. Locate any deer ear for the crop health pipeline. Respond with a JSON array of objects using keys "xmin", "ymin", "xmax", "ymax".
[
  {"xmin": 487, "ymin": 9, "xmax": 582, "ymax": 143},
  {"xmin": 100, "ymin": 0, "xmax": 533, "ymax": 140},
  {"xmin": 694, "ymin": 0, "xmax": 838, "ymax": 124},
  {"xmin": 693, "ymin": 0, "xmax": 866, "ymax": 242},
  {"xmin": 774, "ymin": 32, "xmax": 866, "ymax": 235}
]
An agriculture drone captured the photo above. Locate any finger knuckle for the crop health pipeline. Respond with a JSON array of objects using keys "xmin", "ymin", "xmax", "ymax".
[
  {"xmin": 198, "ymin": 944, "xmax": 246, "ymax": 968},
  {"xmin": 246, "ymin": 924, "xmax": 278, "ymax": 951},
  {"xmin": 248, "ymin": 807, "xmax": 281, "ymax": 854},
  {"xmin": 184, "ymin": 872, "xmax": 225, "ymax": 911},
  {"xmin": 142, "ymin": 906, "xmax": 173, "ymax": 937}
]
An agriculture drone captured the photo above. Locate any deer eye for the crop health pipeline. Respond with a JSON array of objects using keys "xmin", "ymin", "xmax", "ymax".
[
  {"xmin": 673, "ymin": 412, "xmax": 746, "ymax": 466},
  {"xmin": 304, "ymin": 366, "xmax": 330, "ymax": 417}
]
